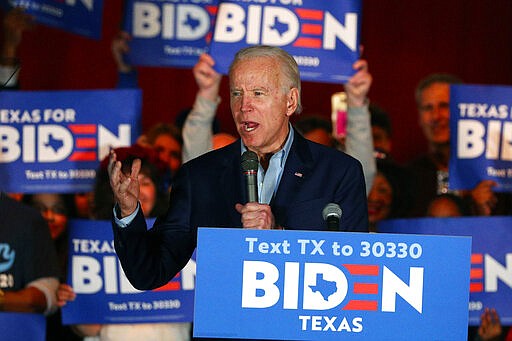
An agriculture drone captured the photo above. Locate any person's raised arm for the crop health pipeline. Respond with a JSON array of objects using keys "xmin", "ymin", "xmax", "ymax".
[
  {"xmin": 111, "ymin": 30, "xmax": 132, "ymax": 74},
  {"xmin": 1, "ymin": 7, "xmax": 33, "ymax": 88},
  {"xmin": 194, "ymin": 53, "xmax": 222, "ymax": 102},
  {"xmin": 111, "ymin": 30, "xmax": 139, "ymax": 88},
  {"xmin": 182, "ymin": 53, "xmax": 223, "ymax": 162},
  {"xmin": 344, "ymin": 59, "xmax": 376, "ymax": 194}
]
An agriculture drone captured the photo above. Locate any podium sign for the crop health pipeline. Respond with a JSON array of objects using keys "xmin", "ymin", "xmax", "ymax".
[
  {"xmin": 194, "ymin": 228, "xmax": 471, "ymax": 340},
  {"xmin": 379, "ymin": 216, "xmax": 512, "ymax": 326}
]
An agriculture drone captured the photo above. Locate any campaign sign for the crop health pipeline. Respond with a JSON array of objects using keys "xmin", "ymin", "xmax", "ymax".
[
  {"xmin": 379, "ymin": 216, "xmax": 512, "ymax": 326},
  {"xmin": 123, "ymin": 0, "xmax": 218, "ymax": 68},
  {"xmin": 0, "ymin": 89, "xmax": 141, "ymax": 194},
  {"xmin": 7, "ymin": 0, "xmax": 104, "ymax": 39},
  {"xmin": 209, "ymin": 0, "xmax": 361, "ymax": 84},
  {"xmin": 449, "ymin": 84, "xmax": 512, "ymax": 192},
  {"xmin": 194, "ymin": 228, "xmax": 471, "ymax": 340},
  {"xmin": 62, "ymin": 219, "xmax": 196, "ymax": 324},
  {"xmin": 0, "ymin": 312, "xmax": 45, "ymax": 341}
]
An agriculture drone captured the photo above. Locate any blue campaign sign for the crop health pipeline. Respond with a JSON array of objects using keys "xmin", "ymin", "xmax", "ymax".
[
  {"xmin": 0, "ymin": 312, "xmax": 45, "ymax": 341},
  {"xmin": 449, "ymin": 84, "xmax": 512, "ymax": 192},
  {"xmin": 7, "ymin": 0, "xmax": 104, "ymax": 39},
  {"xmin": 0, "ymin": 89, "xmax": 141, "ymax": 194},
  {"xmin": 62, "ymin": 219, "xmax": 196, "ymax": 324},
  {"xmin": 378, "ymin": 216, "xmax": 512, "ymax": 326},
  {"xmin": 123, "ymin": 0, "xmax": 218, "ymax": 68},
  {"xmin": 209, "ymin": 0, "xmax": 361, "ymax": 84},
  {"xmin": 194, "ymin": 228, "xmax": 471, "ymax": 340}
]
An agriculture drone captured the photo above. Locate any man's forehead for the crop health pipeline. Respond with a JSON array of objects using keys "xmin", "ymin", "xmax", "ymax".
[{"xmin": 230, "ymin": 61, "xmax": 280, "ymax": 87}]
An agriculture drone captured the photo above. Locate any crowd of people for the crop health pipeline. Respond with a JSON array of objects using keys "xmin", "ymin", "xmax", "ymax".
[{"xmin": 1, "ymin": 6, "xmax": 511, "ymax": 341}]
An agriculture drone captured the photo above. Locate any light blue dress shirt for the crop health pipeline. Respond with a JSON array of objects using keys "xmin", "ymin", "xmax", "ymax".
[{"xmin": 241, "ymin": 125, "xmax": 294, "ymax": 204}]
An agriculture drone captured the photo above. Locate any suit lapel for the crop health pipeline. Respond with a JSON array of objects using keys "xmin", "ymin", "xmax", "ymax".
[
  {"xmin": 218, "ymin": 141, "xmax": 245, "ymax": 224},
  {"xmin": 271, "ymin": 132, "xmax": 314, "ymax": 225}
]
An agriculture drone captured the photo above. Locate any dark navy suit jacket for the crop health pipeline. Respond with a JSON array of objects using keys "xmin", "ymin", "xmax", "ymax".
[{"xmin": 113, "ymin": 131, "xmax": 368, "ymax": 291}]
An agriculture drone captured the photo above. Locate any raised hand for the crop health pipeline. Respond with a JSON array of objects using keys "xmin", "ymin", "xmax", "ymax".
[
  {"xmin": 345, "ymin": 59, "xmax": 372, "ymax": 108},
  {"xmin": 111, "ymin": 31, "xmax": 132, "ymax": 73},
  {"xmin": 108, "ymin": 149, "xmax": 141, "ymax": 217},
  {"xmin": 2, "ymin": 7, "xmax": 34, "ymax": 63},
  {"xmin": 193, "ymin": 53, "xmax": 222, "ymax": 102}
]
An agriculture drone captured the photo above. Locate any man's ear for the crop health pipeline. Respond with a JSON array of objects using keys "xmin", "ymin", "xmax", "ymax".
[{"xmin": 286, "ymin": 88, "xmax": 299, "ymax": 116}]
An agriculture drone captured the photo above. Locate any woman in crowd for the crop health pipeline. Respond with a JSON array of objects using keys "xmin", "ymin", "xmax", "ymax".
[{"xmin": 367, "ymin": 158, "xmax": 412, "ymax": 232}]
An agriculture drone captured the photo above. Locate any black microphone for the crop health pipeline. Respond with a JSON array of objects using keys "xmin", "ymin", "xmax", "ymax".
[
  {"xmin": 241, "ymin": 151, "xmax": 259, "ymax": 203},
  {"xmin": 322, "ymin": 203, "xmax": 342, "ymax": 231}
]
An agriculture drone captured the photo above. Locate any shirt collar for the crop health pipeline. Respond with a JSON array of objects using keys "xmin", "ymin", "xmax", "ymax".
[{"xmin": 240, "ymin": 124, "xmax": 295, "ymax": 164}]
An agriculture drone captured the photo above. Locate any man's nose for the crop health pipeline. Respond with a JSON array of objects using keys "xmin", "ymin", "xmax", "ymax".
[
  {"xmin": 240, "ymin": 95, "xmax": 252, "ymax": 113},
  {"xmin": 159, "ymin": 151, "xmax": 170, "ymax": 163}
]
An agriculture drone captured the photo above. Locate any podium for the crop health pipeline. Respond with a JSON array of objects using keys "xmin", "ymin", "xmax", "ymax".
[{"xmin": 194, "ymin": 228, "xmax": 471, "ymax": 340}]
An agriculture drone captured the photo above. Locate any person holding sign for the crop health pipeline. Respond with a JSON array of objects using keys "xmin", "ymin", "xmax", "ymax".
[
  {"xmin": 186, "ymin": 52, "xmax": 375, "ymax": 195},
  {"xmin": 109, "ymin": 45, "xmax": 368, "ymax": 292},
  {"xmin": 407, "ymin": 73, "xmax": 512, "ymax": 217}
]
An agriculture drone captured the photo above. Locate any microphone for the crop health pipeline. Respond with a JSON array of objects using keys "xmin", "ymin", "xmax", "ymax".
[
  {"xmin": 322, "ymin": 203, "xmax": 342, "ymax": 231},
  {"xmin": 241, "ymin": 151, "xmax": 259, "ymax": 203}
]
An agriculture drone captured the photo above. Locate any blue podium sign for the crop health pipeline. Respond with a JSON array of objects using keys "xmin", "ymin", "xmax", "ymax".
[
  {"xmin": 194, "ymin": 228, "xmax": 471, "ymax": 340},
  {"xmin": 62, "ymin": 219, "xmax": 196, "ymax": 324},
  {"xmin": 0, "ymin": 312, "xmax": 45, "ymax": 341},
  {"xmin": 379, "ymin": 216, "xmax": 512, "ymax": 326}
]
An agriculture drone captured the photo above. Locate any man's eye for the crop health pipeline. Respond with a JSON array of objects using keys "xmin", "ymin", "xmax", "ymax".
[
  {"xmin": 254, "ymin": 91, "xmax": 265, "ymax": 96},
  {"xmin": 420, "ymin": 105, "xmax": 433, "ymax": 112},
  {"xmin": 231, "ymin": 91, "xmax": 242, "ymax": 97}
]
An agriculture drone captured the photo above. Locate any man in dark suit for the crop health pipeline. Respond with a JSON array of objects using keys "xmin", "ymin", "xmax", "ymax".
[{"xmin": 110, "ymin": 45, "xmax": 368, "ymax": 291}]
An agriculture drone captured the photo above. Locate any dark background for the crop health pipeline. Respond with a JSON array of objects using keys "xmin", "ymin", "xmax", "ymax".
[{"xmin": 5, "ymin": 0, "xmax": 512, "ymax": 164}]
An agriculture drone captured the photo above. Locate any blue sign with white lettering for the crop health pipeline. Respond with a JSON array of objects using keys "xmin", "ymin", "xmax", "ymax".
[
  {"xmin": 7, "ymin": 0, "xmax": 104, "ymax": 39},
  {"xmin": 0, "ymin": 89, "xmax": 141, "ymax": 193},
  {"xmin": 62, "ymin": 219, "xmax": 196, "ymax": 324},
  {"xmin": 194, "ymin": 228, "xmax": 471, "ymax": 340},
  {"xmin": 379, "ymin": 216, "xmax": 512, "ymax": 326},
  {"xmin": 123, "ymin": 0, "xmax": 218, "ymax": 68},
  {"xmin": 209, "ymin": 0, "xmax": 361, "ymax": 83},
  {"xmin": 0, "ymin": 312, "xmax": 45, "ymax": 341},
  {"xmin": 449, "ymin": 84, "xmax": 512, "ymax": 192}
]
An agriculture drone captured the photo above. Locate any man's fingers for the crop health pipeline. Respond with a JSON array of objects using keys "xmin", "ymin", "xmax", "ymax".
[{"xmin": 131, "ymin": 158, "xmax": 142, "ymax": 179}]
